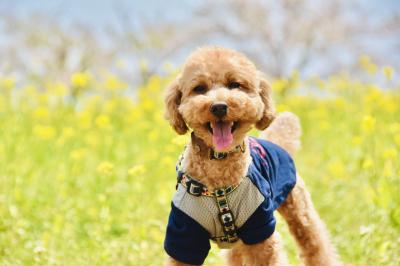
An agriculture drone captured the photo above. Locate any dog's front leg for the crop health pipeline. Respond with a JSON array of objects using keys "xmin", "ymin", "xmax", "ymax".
[
  {"xmin": 225, "ymin": 233, "xmax": 289, "ymax": 266},
  {"xmin": 224, "ymin": 243, "xmax": 244, "ymax": 266},
  {"xmin": 278, "ymin": 175, "xmax": 341, "ymax": 266}
]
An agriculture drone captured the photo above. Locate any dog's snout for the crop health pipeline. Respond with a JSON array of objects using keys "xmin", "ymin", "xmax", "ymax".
[{"xmin": 210, "ymin": 102, "xmax": 228, "ymax": 118}]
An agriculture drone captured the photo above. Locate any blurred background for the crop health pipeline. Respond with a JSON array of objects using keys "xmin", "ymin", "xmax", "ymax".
[
  {"xmin": 1, "ymin": 0, "xmax": 400, "ymax": 82},
  {"xmin": 0, "ymin": 0, "xmax": 399, "ymax": 265}
]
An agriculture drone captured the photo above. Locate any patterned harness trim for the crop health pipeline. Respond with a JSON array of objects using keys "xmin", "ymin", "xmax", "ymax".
[
  {"xmin": 212, "ymin": 187, "xmax": 239, "ymax": 243},
  {"xmin": 179, "ymin": 174, "xmax": 240, "ymax": 197}
]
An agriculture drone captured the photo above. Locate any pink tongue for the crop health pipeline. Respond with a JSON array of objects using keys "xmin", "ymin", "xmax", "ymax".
[{"xmin": 212, "ymin": 121, "xmax": 233, "ymax": 151}]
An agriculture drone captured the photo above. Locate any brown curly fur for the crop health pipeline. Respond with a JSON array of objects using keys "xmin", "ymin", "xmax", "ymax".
[{"xmin": 164, "ymin": 46, "xmax": 342, "ymax": 266}]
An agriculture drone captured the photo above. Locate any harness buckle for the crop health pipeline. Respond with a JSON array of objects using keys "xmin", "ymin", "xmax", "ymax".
[{"xmin": 186, "ymin": 179, "xmax": 204, "ymax": 196}]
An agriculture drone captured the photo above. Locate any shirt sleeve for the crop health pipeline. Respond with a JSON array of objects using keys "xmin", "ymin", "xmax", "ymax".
[
  {"xmin": 256, "ymin": 139, "xmax": 297, "ymax": 209},
  {"xmin": 164, "ymin": 203, "xmax": 210, "ymax": 265},
  {"xmin": 237, "ymin": 198, "xmax": 276, "ymax": 245}
]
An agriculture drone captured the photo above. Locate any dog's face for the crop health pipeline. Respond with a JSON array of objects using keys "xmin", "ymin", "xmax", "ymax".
[{"xmin": 164, "ymin": 46, "xmax": 275, "ymax": 152}]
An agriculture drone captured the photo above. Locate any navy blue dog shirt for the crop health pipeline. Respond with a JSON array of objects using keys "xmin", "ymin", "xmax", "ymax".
[{"xmin": 164, "ymin": 137, "xmax": 297, "ymax": 265}]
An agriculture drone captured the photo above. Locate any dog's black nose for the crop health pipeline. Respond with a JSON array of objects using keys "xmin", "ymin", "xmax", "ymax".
[{"xmin": 210, "ymin": 102, "xmax": 228, "ymax": 118}]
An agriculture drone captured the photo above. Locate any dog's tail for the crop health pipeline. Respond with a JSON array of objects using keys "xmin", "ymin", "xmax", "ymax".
[{"xmin": 259, "ymin": 112, "xmax": 301, "ymax": 156}]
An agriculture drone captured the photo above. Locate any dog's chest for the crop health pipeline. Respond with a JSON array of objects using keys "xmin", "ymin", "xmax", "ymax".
[{"xmin": 172, "ymin": 176, "xmax": 265, "ymax": 248}]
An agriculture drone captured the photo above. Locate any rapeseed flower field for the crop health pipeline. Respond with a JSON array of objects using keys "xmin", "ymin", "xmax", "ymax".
[{"xmin": 0, "ymin": 60, "xmax": 399, "ymax": 265}]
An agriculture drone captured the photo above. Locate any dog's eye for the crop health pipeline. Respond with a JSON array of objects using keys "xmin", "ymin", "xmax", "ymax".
[
  {"xmin": 228, "ymin": 81, "xmax": 241, "ymax": 89},
  {"xmin": 193, "ymin": 85, "xmax": 207, "ymax": 94}
]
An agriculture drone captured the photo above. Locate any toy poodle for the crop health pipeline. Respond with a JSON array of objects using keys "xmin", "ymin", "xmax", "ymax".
[{"xmin": 163, "ymin": 46, "xmax": 341, "ymax": 266}]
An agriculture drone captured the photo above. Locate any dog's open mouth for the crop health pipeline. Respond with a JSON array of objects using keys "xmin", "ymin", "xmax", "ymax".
[{"xmin": 205, "ymin": 121, "xmax": 238, "ymax": 150}]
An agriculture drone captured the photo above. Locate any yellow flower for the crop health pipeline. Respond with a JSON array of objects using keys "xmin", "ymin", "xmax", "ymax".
[
  {"xmin": 104, "ymin": 100, "xmax": 117, "ymax": 114},
  {"xmin": 361, "ymin": 115, "xmax": 376, "ymax": 133},
  {"xmin": 380, "ymin": 96, "xmax": 397, "ymax": 114},
  {"xmin": 313, "ymin": 76, "xmax": 326, "ymax": 89},
  {"xmin": 45, "ymin": 81, "xmax": 67, "ymax": 97},
  {"xmin": 141, "ymin": 99, "xmax": 155, "ymax": 112},
  {"xmin": 148, "ymin": 129, "xmax": 159, "ymax": 142},
  {"xmin": 310, "ymin": 107, "xmax": 328, "ymax": 120},
  {"xmin": 161, "ymin": 157, "xmax": 174, "ymax": 168},
  {"xmin": 125, "ymin": 107, "xmax": 143, "ymax": 124},
  {"xmin": 33, "ymin": 125, "xmax": 56, "ymax": 140},
  {"xmin": 319, "ymin": 121, "xmax": 331, "ymax": 130},
  {"xmin": 362, "ymin": 158, "xmax": 374, "ymax": 170},
  {"xmin": 38, "ymin": 93, "xmax": 49, "ymax": 105},
  {"xmin": 41, "ymin": 231, "xmax": 51, "ymax": 247},
  {"xmin": 334, "ymin": 98, "xmax": 346, "ymax": 108},
  {"xmin": 351, "ymin": 135, "xmax": 363, "ymax": 146},
  {"xmin": 359, "ymin": 55, "xmax": 370, "ymax": 66},
  {"xmin": 70, "ymin": 148, "xmax": 87, "ymax": 161},
  {"xmin": 364, "ymin": 87, "xmax": 381, "ymax": 104},
  {"xmin": 61, "ymin": 127, "xmax": 76, "ymax": 139},
  {"xmin": 359, "ymin": 55, "xmax": 377, "ymax": 74},
  {"xmin": 327, "ymin": 159, "xmax": 345, "ymax": 178},
  {"xmin": 53, "ymin": 82, "xmax": 68, "ymax": 97},
  {"xmin": 276, "ymin": 104, "xmax": 289, "ymax": 112},
  {"xmin": 383, "ymin": 148, "xmax": 397, "ymax": 160},
  {"xmin": 71, "ymin": 72, "xmax": 91, "ymax": 88},
  {"xmin": 271, "ymin": 79, "xmax": 288, "ymax": 94},
  {"xmin": 85, "ymin": 132, "xmax": 100, "ymax": 148},
  {"xmin": 33, "ymin": 106, "xmax": 50, "ymax": 120},
  {"xmin": 78, "ymin": 111, "xmax": 92, "ymax": 129},
  {"xmin": 172, "ymin": 135, "xmax": 189, "ymax": 146},
  {"xmin": 88, "ymin": 207, "xmax": 98, "ymax": 218},
  {"xmin": 95, "ymin": 114, "xmax": 111, "ymax": 129},
  {"xmin": 97, "ymin": 161, "xmax": 114, "ymax": 175},
  {"xmin": 366, "ymin": 64, "xmax": 377, "ymax": 74},
  {"xmin": 383, "ymin": 66, "xmax": 394, "ymax": 80},
  {"xmin": 153, "ymin": 111, "xmax": 164, "ymax": 124},
  {"xmin": 136, "ymin": 119, "xmax": 153, "ymax": 131},
  {"xmin": 104, "ymin": 74, "xmax": 128, "ymax": 91},
  {"xmin": 165, "ymin": 144, "xmax": 177, "ymax": 153},
  {"xmin": 128, "ymin": 164, "xmax": 146, "ymax": 176},
  {"xmin": 52, "ymin": 214, "xmax": 64, "ymax": 234},
  {"xmin": 383, "ymin": 162, "xmax": 393, "ymax": 178},
  {"xmin": 22, "ymin": 85, "xmax": 37, "ymax": 97},
  {"xmin": 0, "ymin": 77, "xmax": 15, "ymax": 91}
]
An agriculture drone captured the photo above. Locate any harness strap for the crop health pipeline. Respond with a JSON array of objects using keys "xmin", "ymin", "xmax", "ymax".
[{"xmin": 214, "ymin": 187, "xmax": 239, "ymax": 243}]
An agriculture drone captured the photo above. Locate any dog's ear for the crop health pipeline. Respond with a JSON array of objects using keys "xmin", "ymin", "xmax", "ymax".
[
  {"xmin": 164, "ymin": 77, "xmax": 188, "ymax": 135},
  {"xmin": 255, "ymin": 74, "xmax": 276, "ymax": 130}
]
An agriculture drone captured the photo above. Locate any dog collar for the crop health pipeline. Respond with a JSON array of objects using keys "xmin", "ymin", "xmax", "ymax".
[
  {"xmin": 209, "ymin": 142, "xmax": 246, "ymax": 160},
  {"xmin": 191, "ymin": 132, "xmax": 246, "ymax": 160}
]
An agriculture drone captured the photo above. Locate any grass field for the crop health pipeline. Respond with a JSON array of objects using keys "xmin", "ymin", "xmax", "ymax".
[{"xmin": 0, "ymin": 63, "xmax": 399, "ymax": 265}]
